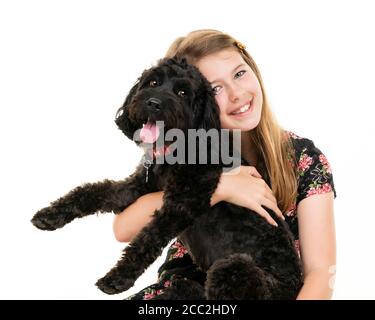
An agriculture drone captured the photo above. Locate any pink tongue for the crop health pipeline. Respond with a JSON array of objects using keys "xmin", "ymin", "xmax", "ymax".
[{"xmin": 140, "ymin": 122, "xmax": 160, "ymax": 143}]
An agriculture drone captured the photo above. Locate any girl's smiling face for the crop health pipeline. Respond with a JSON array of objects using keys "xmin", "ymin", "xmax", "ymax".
[{"xmin": 196, "ymin": 49, "xmax": 263, "ymax": 131}]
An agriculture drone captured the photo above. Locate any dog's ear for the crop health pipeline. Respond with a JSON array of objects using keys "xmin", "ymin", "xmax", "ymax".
[
  {"xmin": 196, "ymin": 89, "xmax": 221, "ymax": 131},
  {"xmin": 194, "ymin": 88, "xmax": 222, "ymax": 165},
  {"xmin": 179, "ymin": 57, "xmax": 188, "ymax": 67},
  {"xmin": 184, "ymin": 63, "xmax": 221, "ymax": 131},
  {"xmin": 114, "ymin": 80, "xmax": 140, "ymax": 140}
]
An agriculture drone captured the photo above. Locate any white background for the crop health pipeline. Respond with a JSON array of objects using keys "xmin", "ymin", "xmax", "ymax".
[{"xmin": 1, "ymin": 0, "xmax": 374, "ymax": 300}]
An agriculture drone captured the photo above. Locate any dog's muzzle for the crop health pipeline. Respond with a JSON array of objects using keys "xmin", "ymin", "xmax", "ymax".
[{"xmin": 146, "ymin": 98, "xmax": 162, "ymax": 112}]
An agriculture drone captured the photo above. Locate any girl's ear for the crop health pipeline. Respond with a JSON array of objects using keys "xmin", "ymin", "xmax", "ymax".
[{"xmin": 114, "ymin": 80, "xmax": 140, "ymax": 140}]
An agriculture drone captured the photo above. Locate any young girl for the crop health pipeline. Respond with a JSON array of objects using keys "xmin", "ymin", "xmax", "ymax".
[{"xmin": 113, "ymin": 29, "xmax": 337, "ymax": 300}]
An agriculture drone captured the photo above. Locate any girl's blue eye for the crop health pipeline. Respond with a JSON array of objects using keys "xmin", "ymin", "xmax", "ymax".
[
  {"xmin": 211, "ymin": 70, "xmax": 246, "ymax": 95},
  {"xmin": 235, "ymin": 70, "xmax": 246, "ymax": 79}
]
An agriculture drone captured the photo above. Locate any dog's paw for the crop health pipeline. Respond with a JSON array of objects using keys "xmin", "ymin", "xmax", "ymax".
[
  {"xmin": 31, "ymin": 206, "xmax": 75, "ymax": 231},
  {"xmin": 96, "ymin": 272, "xmax": 134, "ymax": 295}
]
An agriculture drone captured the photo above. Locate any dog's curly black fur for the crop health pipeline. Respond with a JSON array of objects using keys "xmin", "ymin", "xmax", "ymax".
[{"xmin": 31, "ymin": 58, "xmax": 303, "ymax": 299}]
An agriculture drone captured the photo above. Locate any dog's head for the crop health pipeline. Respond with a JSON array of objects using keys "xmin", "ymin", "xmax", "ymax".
[{"xmin": 115, "ymin": 58, "xmax": 221, "ymax": 158}]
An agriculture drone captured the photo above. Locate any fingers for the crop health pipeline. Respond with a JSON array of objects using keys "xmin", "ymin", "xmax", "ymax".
[
  {"xmin": 249, "ymin": 173, "xmax": 284, "ymax": 220},
  {"xmin": 248, "ymin": 174, "xmax": 277, "ymax": 206},
  {"xmin": 246, "ymin": 166, "xmax": 262, "ymax": 179},
  {"xmin": 238, "ymin": 166, "xmax": 285, "ymax": 225},
  {"xmin": 254, "ymin": 205, "xmax": 279, "ymax": 227},
  {"xmin": 262, "ymin": 198, "xmax": 285, "ymax": 221},
  {"xmin": 263, "ymin": 184, "xmax": 280, "ymax": 210},
  {"xmin": 263, "ymin": 187, "xmax": 284, "ymax": 220}
]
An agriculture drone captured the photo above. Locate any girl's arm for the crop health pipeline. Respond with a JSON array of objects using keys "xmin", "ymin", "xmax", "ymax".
[
  {"xmin": 113, "ymin": 186, "xmax": 226, "ymax": 243},
  {"xmin": 113, "ymin": 165, "xmax": 284, "ymax": 242},
  {"xmin": 113, "ymin": 192, "xmax": 163, "ymax": 242},
  {"xmin": 296, "ymin": 192, "xmax": 336, "ymax": 299}
]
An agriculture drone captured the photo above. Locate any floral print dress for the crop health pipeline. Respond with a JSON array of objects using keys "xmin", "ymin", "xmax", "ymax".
[{"xmin": 126, "ymin": 131, "xmax": 337, "ymax": 300}]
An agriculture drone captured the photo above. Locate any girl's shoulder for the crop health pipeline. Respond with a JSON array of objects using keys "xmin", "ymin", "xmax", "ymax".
[
  {"xmin": 284, "ymin": 130, "xmax": 315, "ymax": 150},
  {"xmin": 284, "ymin": 130, "xmax": 337, "ymax": 204},
  {"xmin": 284, "ymin": 130, "xmax": 326, "ymax": 162}
]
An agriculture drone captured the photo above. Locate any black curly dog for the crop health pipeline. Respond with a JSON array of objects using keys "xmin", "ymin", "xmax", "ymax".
[{"xmin": 31, "ymin": 58, "xmax": 303, "ymax": 299}]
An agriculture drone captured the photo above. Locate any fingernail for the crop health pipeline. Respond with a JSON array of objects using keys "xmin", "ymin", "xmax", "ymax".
[{"xmin": 273, "ymin": 222, "xmax": 278, "ymax": 227}]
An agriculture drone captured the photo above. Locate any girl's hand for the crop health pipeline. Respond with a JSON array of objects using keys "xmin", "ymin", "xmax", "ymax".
[{"xmin": 216, "ymin": 165, "xmax": 284, "ymax": 226}]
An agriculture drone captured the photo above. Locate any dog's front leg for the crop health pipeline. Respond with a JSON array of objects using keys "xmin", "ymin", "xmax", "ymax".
[
  {"xmin": 31, "ymin": 164, "xmax": 154, "ymax": 231},
  {"xmin": 96, "ymin": 166, "xmax": 221, "ymax": 294},
  {"xmin": 96, "ymin": 197, "xmax": 209, "ymax": 294}
]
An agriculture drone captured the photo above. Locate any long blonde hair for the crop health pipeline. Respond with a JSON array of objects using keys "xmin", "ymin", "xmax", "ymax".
[{"xmin": 165, "ymin": 29, "xmax": 298, "ymax": 213}]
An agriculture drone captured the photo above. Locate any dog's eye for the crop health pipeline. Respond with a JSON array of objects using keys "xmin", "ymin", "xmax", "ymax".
[
  {"xmin": 178, "ymin": 90, "xmax": 186, "ymax": 97},
  {"xmin": 149, "ymin": 80, "xmax": 158, "ymax": 87}
]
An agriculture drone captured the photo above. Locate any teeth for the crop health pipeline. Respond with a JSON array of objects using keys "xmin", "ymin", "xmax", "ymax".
[{"xmin": 232, "ymin": 103, "xmax": 250, "ymax": 115}]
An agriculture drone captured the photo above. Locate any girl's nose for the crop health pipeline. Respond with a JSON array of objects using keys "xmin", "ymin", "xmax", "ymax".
[
  {"xmin": 229, "ymin": 93, "xmax": 239, "ymax": 103},
  {"xmin": 228, "ymin": 84, "xmax": 243, "ymax": 103}
]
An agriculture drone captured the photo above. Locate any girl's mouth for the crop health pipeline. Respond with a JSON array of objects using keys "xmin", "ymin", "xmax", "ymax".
[{"xmin": 229, "ymin": 100, "xmax": 254, "ymax": 117}]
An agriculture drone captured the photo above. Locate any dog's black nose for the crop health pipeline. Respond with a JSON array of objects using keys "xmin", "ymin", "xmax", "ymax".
[{"xmin": 146, "ymin": 98, "xmax": 161, "ymax": 111}]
